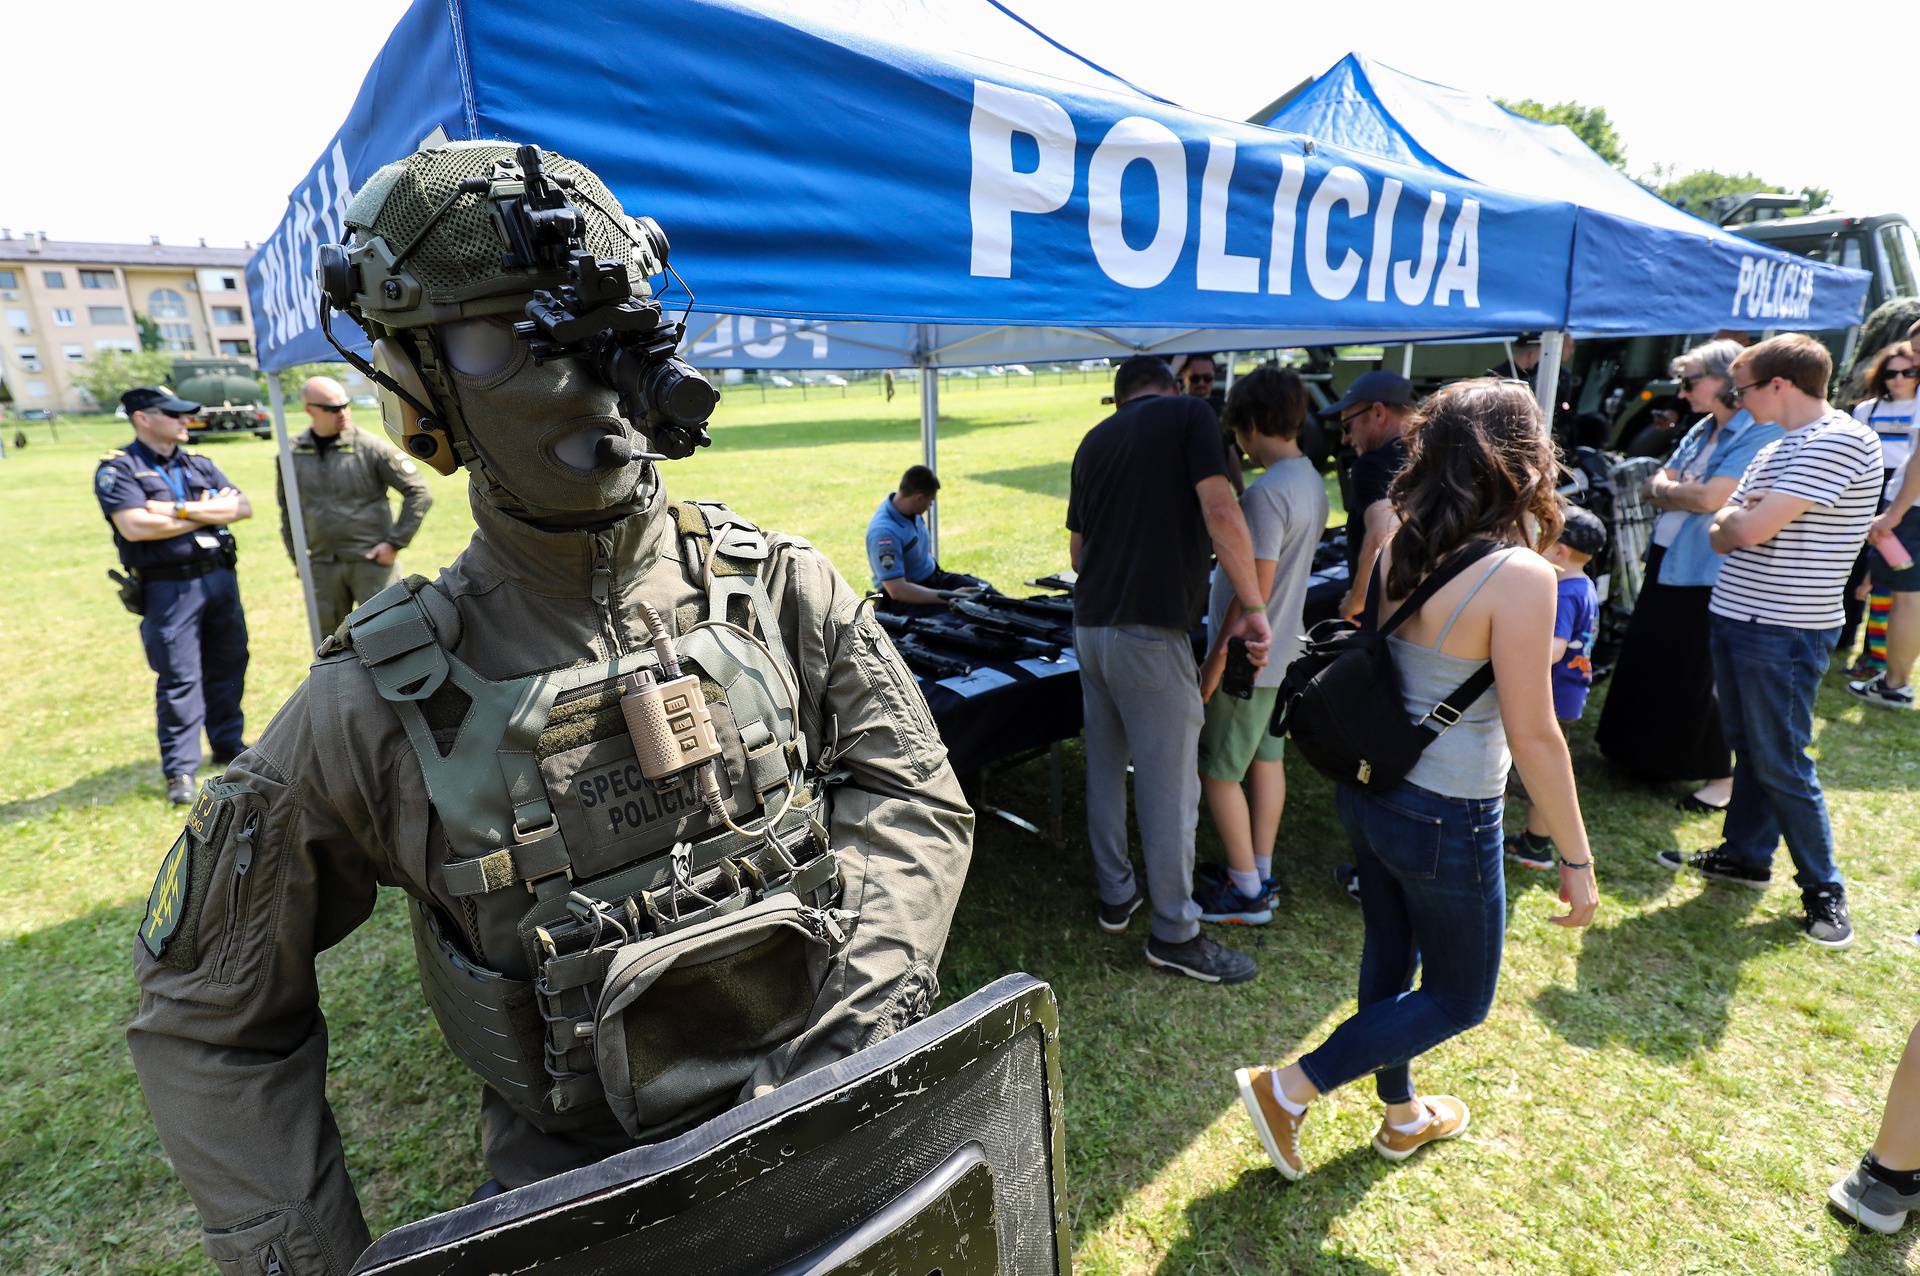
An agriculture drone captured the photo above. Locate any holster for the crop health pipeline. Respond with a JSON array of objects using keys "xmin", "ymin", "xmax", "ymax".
[{"xmin": 108, "ymin": 567, "xmax": 145, "ymax": 617}]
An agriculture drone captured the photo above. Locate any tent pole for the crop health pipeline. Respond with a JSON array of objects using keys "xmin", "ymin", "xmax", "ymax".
[
  {"xmin": 269, "ymin": 376, "xmax": 323, "ymax": 651},
  {"xmin": 917, "ymin": 325, "xmax": 939, "ymax": 559},
  {"xmin": 1533, "ymin": 330, "xmax": 1564, "ymax": 443},
  {"xmin": 1401, "ymin": 344, "xmax": 1413, "ymax": 376}
]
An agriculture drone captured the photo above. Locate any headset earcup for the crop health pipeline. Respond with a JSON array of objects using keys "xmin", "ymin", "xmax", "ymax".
[{"xmin": 372, "ymin": 338, "xmax": 458, "ymax": 475}]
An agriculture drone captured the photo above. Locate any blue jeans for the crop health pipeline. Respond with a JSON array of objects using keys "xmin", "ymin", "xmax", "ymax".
[
  {"xmin": 138, "ymin": 567, "xmax": 249, "ymax": 776},
  {"xmin": 1709, "ymin": 616, "xmax": 1843, "ymax": 892},
  {"xmin": 1299, "ymin": 781, "xmax": 1506, "ymax": 1104}
]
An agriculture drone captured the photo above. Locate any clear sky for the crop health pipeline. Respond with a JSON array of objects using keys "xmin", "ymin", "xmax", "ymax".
[{"xmin": 6, "ymin": 0, "xmax": 1912, "ymax": 250}]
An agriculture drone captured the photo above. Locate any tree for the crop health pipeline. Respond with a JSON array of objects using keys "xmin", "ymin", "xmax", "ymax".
[
  {"xmin": 1497, "ymin": 98, "xmax": 1627, "ymax": 169},
  {"xmin": 136, "ymin": 314, "xmax": 163, "ymax": 352},
  {"xmin": 73, "ymin": 348, "xmax": 176, "ymax": 410},
  {"xmin": 277, "ymin": 362, "xmax": 345, "ymax": 402},
  {"xmin": 1647, "ymin": 166, "xmax": 1832, "ymax": 219}
]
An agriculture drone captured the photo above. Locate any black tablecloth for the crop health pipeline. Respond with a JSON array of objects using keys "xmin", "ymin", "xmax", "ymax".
[{"xmin": 915, "ymin": 653, "xmax": 1083, "ymax": 778}]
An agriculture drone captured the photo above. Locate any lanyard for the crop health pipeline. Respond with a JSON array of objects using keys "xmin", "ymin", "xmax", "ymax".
[{"xmin": 139, "ymin": 442, "xmax": 192, "ymax": 504}]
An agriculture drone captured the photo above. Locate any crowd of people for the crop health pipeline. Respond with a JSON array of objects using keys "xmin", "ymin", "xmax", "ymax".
[{"xmin": 1063, "ymin": 332, "xmax": 1916, "ymax": 1220}]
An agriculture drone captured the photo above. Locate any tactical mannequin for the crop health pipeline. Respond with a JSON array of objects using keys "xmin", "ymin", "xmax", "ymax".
[{"xmin": 128, "ymin": 142, "xmax": 974, "ymax": 1275}]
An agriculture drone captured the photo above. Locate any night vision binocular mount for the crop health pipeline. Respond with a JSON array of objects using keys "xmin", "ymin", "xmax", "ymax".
[{"xmin": 315, "ymin": 144, "xmax": 719, "ymax": 465}]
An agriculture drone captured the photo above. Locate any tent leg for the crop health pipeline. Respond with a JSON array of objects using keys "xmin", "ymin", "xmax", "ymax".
[
  {"xmin": 270, "ymin": 378, "xmax": 323, "ymax": 651},
  {"xmin": 1401, "ymin": 344, "xmax": 1413, "ymax": 376},
  {"xmin": 1533, "ymin": 329, "xmax": 1564, "ymax": 444},
  {"xmin": 919, "ymin": 344, "xmax": 939, "ymax": 560}
]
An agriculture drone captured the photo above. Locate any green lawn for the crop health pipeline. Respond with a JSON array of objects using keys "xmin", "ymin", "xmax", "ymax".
[{"xmin": 2, "ymin": 379, "xmax": 1917, "ymax": 1273}]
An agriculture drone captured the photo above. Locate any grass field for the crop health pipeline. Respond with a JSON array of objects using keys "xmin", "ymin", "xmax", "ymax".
[{"xmin": 3, "ymin": 378, "xmax": 1918, "ymax": 1273}]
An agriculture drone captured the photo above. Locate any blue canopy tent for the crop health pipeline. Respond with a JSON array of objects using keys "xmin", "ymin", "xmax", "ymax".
[
  {"xmin": 1256, "ymin": 53, "xmax": 1871, "ymax": 338},
  {"xmin": 246, "ymin": 4, "xmax": 1859, "ymax": 643}
]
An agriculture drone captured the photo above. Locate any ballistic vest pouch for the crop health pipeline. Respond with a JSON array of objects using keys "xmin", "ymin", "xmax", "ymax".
[{"xmin": 592, "ymin": 892, "xmax": 852, "ymax": 1140}]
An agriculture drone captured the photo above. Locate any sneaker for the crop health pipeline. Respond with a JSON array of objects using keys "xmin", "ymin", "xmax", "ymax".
[
  {"xmin": 1829, "ymin": 1157, "xmax": 1920, "ymax": 1234},
  {"xmin": 1802, "ymin": 885, "xmax": 1854, "ymax": 948},
  {"xmin": 1849, "ymin": 674, "xmax": 1915, "ymax": 711},
  {"xmin": 1372, "ymin": 1095, "xmax": 1471, "ymax": 1162},
  {"xmin": 1195, "ymin": 861, "xmax": 1279, "ymax": 904},
  {"xmin": 1144, "ymin": 933, "xmax": 1256, "ymax": 984},
  {"xmin": 1096, "ymin": 887, "xmax": 1145, "ymax": 934},
  {"xmin": 1233, "ymin": 1066, "xmax": 1305, "ymax": 1180},
  {"xmin": 1504, "ymin": 832, "xmax": 1555, "ymax": 871},
  {"xmin": 1655, "ymin": 845, "xmax": 1770, "ymax": 889},
  {"xmin": 1335, "ymin": 863, "xmax": 1361, "ymax": 905},
  {"xmin": 1193, "ymin": 877, "xmax": 1273, "ymax": 925},
  {"xmin": 166, "ymin": 774, "xmax": 196, "ymax": 806}
]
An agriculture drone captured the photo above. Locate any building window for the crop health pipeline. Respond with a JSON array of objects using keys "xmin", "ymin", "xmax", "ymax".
[
  {"xmin": 79, "ymin": 269, "xmax": 115, "ymax": 290},
  {"xmin": 87, "ymin": 305, "xmax": 127, "ymax": 325},
  {"xmin": 43, "ymin": 270, "xmax": 65, "ymax": 289},
  {"xmin": 18, "ymin": 346, "xmax": 41, "ymax": 371},
  {"xmin": 218, "ymin": 338, "xmax": 253, "ymax": 356},
  {"xmin": 26, "ymin": 380, "xmax": 47, "ymax": 398},
  {"xmin": 220, "ymin": 274, "xmax": 239, "ymax": 291},
  {"xmin": 94, "ymin": 338, "xmax": 137, "ymax": 353},
  {"xmin": 0, "ymin": 270, "xmax": 15, "ymax": 289},
  {"xmin": 63, "ymin": 343, "xmax": 85, "ymax": 363},
  {"xmin": 6, "ymin": 309, "xmax": 27, "ymax": 335},
  {"xmin": 53, "ymin": 308, "xmax": 74, "ymax": 326},
  {"xmin": 148, "ymin": 288, "xmax": 188, "ymax": 319},
  {"xmin": 212, "ymin": 305, "xmax": 244, "ymax": 325},
  {"xmin": 159, "ymin": 322, "xmax": 194, "ymax": 351}
]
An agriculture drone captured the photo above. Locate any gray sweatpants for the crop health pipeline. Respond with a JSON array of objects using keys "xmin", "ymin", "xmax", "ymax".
[{"xmin": 1076, "ymin": 623, "xmax": 1204, "ymax": 943}]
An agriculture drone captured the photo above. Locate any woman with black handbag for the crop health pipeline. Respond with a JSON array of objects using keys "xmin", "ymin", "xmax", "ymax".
[{"xmin": 1235, "ymin": 378, "xmax": 1599, "ymax": 1180}]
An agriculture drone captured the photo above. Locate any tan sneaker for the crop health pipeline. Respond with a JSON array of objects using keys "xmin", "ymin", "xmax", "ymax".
[
  {"xmin": 1234, "ymin": 1066, "xmax": 1306, "ymax": 1180},
  {"xmin": 1372, "ymin": 1095, "xmax": 1470, "ymax": 1162}
]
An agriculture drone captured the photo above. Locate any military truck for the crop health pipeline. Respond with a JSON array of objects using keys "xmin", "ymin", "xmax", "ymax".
[
  {"xmin": 171, "ymin": 358, "xmax": 272, "ymax": 439},
  {"xmin": 1344, "ymin": 200, "xmax": 1920, "ymax": 446}
]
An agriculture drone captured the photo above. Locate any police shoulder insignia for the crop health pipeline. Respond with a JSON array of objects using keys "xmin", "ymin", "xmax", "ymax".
[
  {"xmin": 95, "ymin": 466, "xmax": 118, "ymax": 493},
  {"xmin": 139, "ymin": 830, "xmax": 192, "ymax": 959},
  {"xmin": 879, "ymin": 552, "xmax": 898, "ymax": 572},
  {"xmin": 398, "ymin": 459, "xmax": 417, "ymax": 475}
]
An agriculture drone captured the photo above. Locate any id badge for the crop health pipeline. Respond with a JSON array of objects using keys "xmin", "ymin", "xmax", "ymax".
[{"xmin": 193, "ymin": 533, "xmax": 221, "ymax": 552}]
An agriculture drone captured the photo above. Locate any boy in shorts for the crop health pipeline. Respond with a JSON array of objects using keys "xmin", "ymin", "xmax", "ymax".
[
  {"xmin": 1194, "ymin": 364, "xmax": 1330, "ymax": 922},
  {"xmin": 1506, "ymin": 506, "xmax": 1605, "ymax": 868}
]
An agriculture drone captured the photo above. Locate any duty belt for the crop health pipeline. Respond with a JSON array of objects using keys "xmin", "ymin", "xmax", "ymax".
[{"xmin": 135, "ymin": 554, "xmax": 231, "ymax": 582}]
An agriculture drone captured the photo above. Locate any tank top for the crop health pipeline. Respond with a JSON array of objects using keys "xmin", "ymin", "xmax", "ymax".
[{"xmin": 1386, "ymin": 549, "xmax": 1518, "ymax": 800}]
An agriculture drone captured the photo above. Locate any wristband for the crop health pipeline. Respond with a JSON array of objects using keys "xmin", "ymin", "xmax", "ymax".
[{"xmin": 1555, "ymin": 853, "xmax": 1592, "ymax": 870}]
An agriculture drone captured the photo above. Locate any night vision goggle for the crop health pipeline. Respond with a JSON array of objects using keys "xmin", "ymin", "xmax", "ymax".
[{"xmin": 314, "ymin": 144, "xmax": 719, "ymax": 465}]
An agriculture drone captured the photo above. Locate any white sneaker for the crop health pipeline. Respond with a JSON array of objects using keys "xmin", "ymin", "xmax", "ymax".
[{"xmin": 1848, "ymin": 674, "xmax": 1915, "ymax": 711}]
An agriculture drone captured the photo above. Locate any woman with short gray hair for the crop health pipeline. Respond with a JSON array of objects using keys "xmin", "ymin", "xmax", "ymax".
[{"xmin": 1595, "ymin": 339, "xmax": 1784, "ymax": 810}]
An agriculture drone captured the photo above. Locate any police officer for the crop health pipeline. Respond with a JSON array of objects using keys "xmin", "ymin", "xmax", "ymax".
[
  {"xmin": 128, "ymin": 142, "xmax": 972, "ymax": 1273},
  {"xmin": 278, "ymin": 374, "xmax": 434, "ymax": 635},
  {"xmin": 96, "ymin": 386, "xmax": 253, "ymax": 804},
  {"xmin": 864, "ymin": 464, "xmax": 994, "ymax": 614}
]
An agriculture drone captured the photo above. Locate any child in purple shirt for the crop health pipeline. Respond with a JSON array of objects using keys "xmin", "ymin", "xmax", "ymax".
[{"xmin": 1508, "ymin": 507, "xmax": 1605, "ymax": 868}]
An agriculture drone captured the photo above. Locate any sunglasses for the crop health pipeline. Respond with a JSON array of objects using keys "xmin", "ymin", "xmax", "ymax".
[
  {"xmin": 158, "ymin": 409, "xmax": 193, "ymax": 420},
  {"xmin": 1887, "ymin": 368, "xmax": 1920, "ymax": 382},
  {"xmin": 306, "ymin": 401, "xmax": 350, "ymax": 412},
  {"xmin": 1678, "ymin": 375, "xmax": 1702, "ymax": 390},
  {"xmin": 1337, "ymin": 406, "xmax": 1371, "ymax": 427},
  {"xmin": 1731, "ymin": 380, "xmax": 1769, "ymax": 401}
]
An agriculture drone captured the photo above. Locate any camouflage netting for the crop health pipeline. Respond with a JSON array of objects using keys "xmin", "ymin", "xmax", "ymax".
[{"xmin": 1842, "ymin": 297, "xmax": 1920, "ymax": 403}]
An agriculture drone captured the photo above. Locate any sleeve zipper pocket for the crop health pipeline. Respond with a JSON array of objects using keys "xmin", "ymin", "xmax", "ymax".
[{"xmin": 213, "ymin": 810, "xmax": 259, "ymax": 985}]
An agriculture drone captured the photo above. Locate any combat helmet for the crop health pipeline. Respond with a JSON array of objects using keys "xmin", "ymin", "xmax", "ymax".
[{"xmin": 315, "ymin": 141, "xmax": 715, "ymax": 474}]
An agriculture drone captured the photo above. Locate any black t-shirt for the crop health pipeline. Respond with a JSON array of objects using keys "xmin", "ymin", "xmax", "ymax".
[
  {"xmin": 1066, "ymin": 394, "xmax": 1229, "ymax": 629},
  {"xmin": 1345, "ymin": 435, "xmax": 1407, "ymax": 575}
]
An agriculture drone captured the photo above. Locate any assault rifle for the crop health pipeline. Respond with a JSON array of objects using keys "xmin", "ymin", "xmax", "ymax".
[
  {"xmin": 875, "ymin": 611, "xmax": 1059, "ymax": 663},
  {"xmin": 879, "ymin": 631, "xmax": 973, "ymax": 681},
  {"xmin": 949, "ymin": 595, "xmax": 1073, "ymax": 645}
]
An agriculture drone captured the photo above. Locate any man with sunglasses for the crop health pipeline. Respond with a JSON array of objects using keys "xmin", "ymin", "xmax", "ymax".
[
  {"xmin": 1318, "ymin": 370, "xmax": 1416, "ymax": 623},
  {"xmin": 96, "ymin": 386, "xmax": 254, "ymax": 804},
  {"xmin": 277, "ymin": 375, "xmax": 434, "ymax": 636}
]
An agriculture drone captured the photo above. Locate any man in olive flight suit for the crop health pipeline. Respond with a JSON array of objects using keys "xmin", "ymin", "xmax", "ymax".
[
  {"xmin": 128, "ymin": 141, "xmax": 973, "ymax": 1274},
  {"xmin": 278, "ymin": 374, "xmax": 435, "ymax": 635}
]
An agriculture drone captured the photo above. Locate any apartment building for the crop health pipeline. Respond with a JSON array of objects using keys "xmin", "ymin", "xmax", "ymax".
[{"xmin": 0, "ymin": 231, "xmax": 257, "ymax": 412}]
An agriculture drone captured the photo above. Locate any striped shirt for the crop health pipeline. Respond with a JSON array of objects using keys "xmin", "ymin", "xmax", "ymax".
[{"xmin": 1708, "ymin": 409, "xmax": 1882, "ymax": 629}]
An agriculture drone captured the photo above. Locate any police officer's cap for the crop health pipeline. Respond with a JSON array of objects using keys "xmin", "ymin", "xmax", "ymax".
[
  {"xmin": 122, "ymin": 386, "xmax": 201, "ymax": 416},
  {"xmin": 1318, "ymin": 370, "xmax": 1414, "ymax": 420}
]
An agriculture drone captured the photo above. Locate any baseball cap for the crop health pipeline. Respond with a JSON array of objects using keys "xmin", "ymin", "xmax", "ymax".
[
  {"xmin": 1558, "ymin": 506, "xmax": 1608, "ymax": 556},
  {"xmin": 122, "ymin": 386, "xmax": 201, "ymax": 416},
  {"xmin": 1318, "ymin": 370, "xmax": 1414, "ymax": 420}
]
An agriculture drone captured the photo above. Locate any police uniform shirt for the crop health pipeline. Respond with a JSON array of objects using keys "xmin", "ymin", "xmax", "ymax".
[
  {"xmin": 865, "ymin": 493, "xmax": 937, "ymax": 588},
  {"xmin": 95, "ymin": 439, "xmax": 237, "ymax": 568}
]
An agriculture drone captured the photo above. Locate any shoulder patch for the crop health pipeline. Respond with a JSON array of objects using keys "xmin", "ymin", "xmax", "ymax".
[
  {"xmin": 398, "ymin": 458, "xmax": 417, "ymax": 475},
  {"xmin": 95, "ymin": 466, "xmax": 119, "ymax": 494},
  {"xmin": 139, "ymin": 829, "xmax": 192, "ymax": 959}
]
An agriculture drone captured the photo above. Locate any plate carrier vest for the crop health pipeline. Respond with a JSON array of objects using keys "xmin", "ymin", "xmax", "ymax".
[{"xmin": 339, "ymin": 501, "xmax": 849, "ymax": 1138}]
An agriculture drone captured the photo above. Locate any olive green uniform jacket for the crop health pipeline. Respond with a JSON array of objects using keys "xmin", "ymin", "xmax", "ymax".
[
  {"xmin": 128, "ymin": 479, "xmax": 974, "ymax": 1274},
  {"xmin": 275, "ymin": 423, "xmax": 433, "ymax": 566}
]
